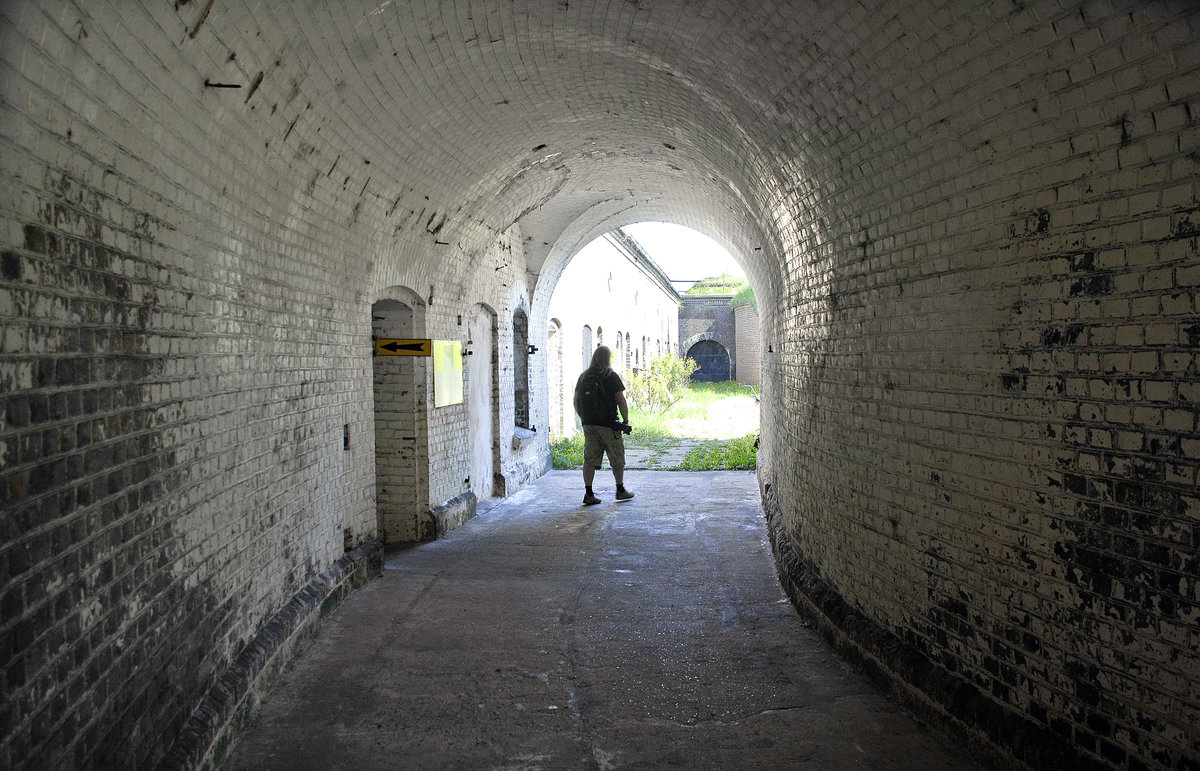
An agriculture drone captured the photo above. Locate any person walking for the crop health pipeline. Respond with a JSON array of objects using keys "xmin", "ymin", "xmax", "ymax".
[{"xmin": 573, "ymin": 345, "xmax": 634, "ymax": 505}]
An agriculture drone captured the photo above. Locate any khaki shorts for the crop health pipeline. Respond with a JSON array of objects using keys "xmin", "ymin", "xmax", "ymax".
[{"xmin": 582, "ymin": 425, "xmax": 626, "ymax": 469}]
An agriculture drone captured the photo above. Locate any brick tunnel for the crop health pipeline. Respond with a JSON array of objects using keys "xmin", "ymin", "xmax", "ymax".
[{"xmin": 1, "ymin": 1, "xmax": 1197, "ymax": 768}]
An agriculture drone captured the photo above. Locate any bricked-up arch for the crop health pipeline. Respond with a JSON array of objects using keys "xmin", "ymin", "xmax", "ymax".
[{"xmin": 1, "ymin": 2, "xmax": 1197, "ymax": 769}]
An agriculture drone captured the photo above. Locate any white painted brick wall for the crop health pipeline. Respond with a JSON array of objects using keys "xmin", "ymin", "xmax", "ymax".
[
  {"xmin": 734, "ymin": 302, "xmax": 761, "ymax": 387},
  {"xmin": 756, "ymin": 3, "xmax": 1200, "ymax": 767}
]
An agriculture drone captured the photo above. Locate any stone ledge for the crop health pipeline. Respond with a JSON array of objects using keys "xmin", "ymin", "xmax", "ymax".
[
  {"xmin": 160, "ymin": 540, "xmax": 384, "ymax": 771},
  {"xmin": 760, "ymin": 482, "xmax": 1100, "ymax": 771},
  {"xmin": 430, "ymin": 492, "xmax": 477, "ymax": 538},
  {"xmin": 511, "ymin": 425, "xmax": 538, "ymax": 450}
]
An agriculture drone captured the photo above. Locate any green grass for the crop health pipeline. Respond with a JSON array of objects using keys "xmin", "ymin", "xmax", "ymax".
[
  {"xmin": 678, "ymin": 433, "xmax": 759, "ymax": 470},
  {"xmin": 684, "ymin": 274, "xmax": 746, "ymax": 295},
  {"xmin": 550, "ymin": 432, "xmax": 585, "ymax": 469},
  {"xmin": 551, "ymin": 381, "xmax": 760, "ymax": 471},
  {"xmin": 729, "ymin": 282, "xmax": 756, "ymax": 311}
]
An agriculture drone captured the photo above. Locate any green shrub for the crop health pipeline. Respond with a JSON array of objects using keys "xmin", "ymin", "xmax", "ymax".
[
  {"xmin": 627, "ymin": 355, "xmax": 698, "ymax": 413},
  {"xmin": 550, "ymin": 432, "xmax": 585, "ymax": 469},
  {"xmin": 684, "ymin": 274, "xmax": 744, "ymax": 295},
  {"xmin": 553, "ymin": 380, "xmax": 759, "ymax": 471},
  {"xmin": 729, "ymin": 281, "xmax": 756, "ymax": 312}
]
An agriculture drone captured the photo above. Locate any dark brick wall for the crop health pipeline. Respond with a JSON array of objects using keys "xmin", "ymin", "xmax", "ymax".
[{"xmin": 679, "ymin": 296, "xmax": 737, "ymax": 378}]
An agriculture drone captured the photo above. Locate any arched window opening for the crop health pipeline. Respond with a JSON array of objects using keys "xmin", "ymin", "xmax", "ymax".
[
  {"xmin": 547, "ymin": 319, "xmax": 564, "ymax": 438},
  {"xmin": 582, "ymin": 325, "xmax": 593, "ymax": 369},
  {"xmin": 513, "ymin": 309, "xmax": 530, "ymax": 429}
]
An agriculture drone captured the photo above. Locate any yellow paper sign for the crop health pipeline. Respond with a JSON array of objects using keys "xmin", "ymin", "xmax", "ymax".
[{"xmin": 433, "ymin": 340, "xmax": 463, "ymax": 407}]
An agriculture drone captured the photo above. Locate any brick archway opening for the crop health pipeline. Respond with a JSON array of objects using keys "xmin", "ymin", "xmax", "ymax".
[{"xmin": 686, "ymin": 339, "xmax": 731, "ymax": 382}]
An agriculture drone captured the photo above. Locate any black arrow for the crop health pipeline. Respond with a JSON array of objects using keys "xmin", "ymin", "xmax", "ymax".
[{"xmin": 378, "ymin": 341, "xmax": 426, "ymax": 353}]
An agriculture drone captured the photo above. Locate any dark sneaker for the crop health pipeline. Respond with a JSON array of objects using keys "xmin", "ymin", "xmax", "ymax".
[
  {"xmin": 583, "ymin": 492, "xmax": 602, "ymax": 505},
  {"xmin": 615, "ymin": 489, "xmax": 634, "ymax": 501}
]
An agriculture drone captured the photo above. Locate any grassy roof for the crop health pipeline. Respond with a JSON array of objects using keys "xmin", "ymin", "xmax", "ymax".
[
  {"xmin": 729, "ymin": 281, "xmax": 756, "ymax": 311},
  {"xmin": 684, "ymin": 274, "xmax": 744, "ymax": 295}
]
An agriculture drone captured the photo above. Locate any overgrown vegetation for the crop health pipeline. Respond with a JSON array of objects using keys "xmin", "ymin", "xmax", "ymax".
[
  {"xmin": 685, "ymin": 274, "xmax": 755, "ymax": 312},
  {"xmin": 626, "ymin": 354, "xmax": 698, "ymax": 413},
  {"xmin": 550, "ymin": 431, "xmax": 586, "ymax": 469},
  {"xmin": 729, "ymin": 281, "xmax": 756, "ymax": 311},
  {"xmin": 678, "ymin": 434, "xmax": 759, "ymax": 470},
  {"xmin": 551, "ymin": 376, "xmax": 760, "ymax": 471},
  {"xmin": 684, "ymin": 274, "xmax": 744, "ymax": 295}
]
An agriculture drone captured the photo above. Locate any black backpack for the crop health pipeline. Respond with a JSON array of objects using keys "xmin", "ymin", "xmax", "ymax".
[{"xmin": 575, "ymin": 369, "xmax": 611, "ymax": 425}]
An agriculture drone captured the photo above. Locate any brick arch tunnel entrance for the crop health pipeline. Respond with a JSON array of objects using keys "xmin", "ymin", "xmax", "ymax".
[
  {"xmin": 2, "ymin": 2, "xmax": 1195, "ymax": 769},
  {"xmin": 687, "ymin": 340, "xmax": 732, "ymax": 382}
]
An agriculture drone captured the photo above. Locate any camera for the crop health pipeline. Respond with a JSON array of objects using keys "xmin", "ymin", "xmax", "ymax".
[{"xmin": 620, "ymin": 422, "xmax": 633, "ymax": 435}]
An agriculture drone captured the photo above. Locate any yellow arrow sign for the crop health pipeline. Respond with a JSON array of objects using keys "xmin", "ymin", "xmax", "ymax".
[{"xmin": 374, "ymin": 338, "xmax": 432, "ymax": 356}]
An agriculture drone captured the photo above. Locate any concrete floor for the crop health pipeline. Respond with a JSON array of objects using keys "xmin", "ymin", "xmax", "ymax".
[{"xmin": 225, "ymin": 471, "xmax": 980, "ymax": 770}]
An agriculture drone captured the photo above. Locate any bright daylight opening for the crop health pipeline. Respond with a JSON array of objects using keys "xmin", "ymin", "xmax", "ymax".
[{"xmin": 545, "ymin": 222, "xmax": 761, "ymax": 472}]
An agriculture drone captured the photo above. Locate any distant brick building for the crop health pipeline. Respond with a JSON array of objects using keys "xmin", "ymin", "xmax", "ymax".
[
  {"xmin": 679, "ymin": 295, "xmax": 737, "ymax": 381},
  {"xmin": 678, "ymin": 293, "xmax": 760, "ymax": 385}
]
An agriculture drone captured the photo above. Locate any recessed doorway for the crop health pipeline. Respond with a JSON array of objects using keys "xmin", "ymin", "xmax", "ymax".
[{"xmin": 372, "ymin": 293, "xmax": 430, "ymax": 543}]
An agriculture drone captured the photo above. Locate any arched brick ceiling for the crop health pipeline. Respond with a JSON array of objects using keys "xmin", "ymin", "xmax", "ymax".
[
  {"xmin": 186, "ymin": 0, "xmax": 1114, "ymax": 314},
  {"xmin": 192, "ymin": 0, "xmax": 952, "ymax": 284}
]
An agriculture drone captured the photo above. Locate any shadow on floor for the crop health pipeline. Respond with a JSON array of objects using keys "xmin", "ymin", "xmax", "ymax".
[{"xmin": 226, "ymin": 471, "xmax": 980, "ymax": 770}]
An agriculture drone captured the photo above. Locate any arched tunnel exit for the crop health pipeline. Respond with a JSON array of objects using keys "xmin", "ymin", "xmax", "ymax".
[{"xmin": 0, "ymin": 2, "xmax": 1195, "ymax": 770}]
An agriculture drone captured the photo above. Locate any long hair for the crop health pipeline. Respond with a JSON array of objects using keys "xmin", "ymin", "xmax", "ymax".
[{"xmin": 588, "ymin": 345, "xmax": 612, "ymax": 372}]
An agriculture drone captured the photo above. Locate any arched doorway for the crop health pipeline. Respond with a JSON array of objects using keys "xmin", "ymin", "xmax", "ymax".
[
  {"xmin": 468, "ymin": 306, "xmax": 498, "ymax": 502},
  {"xmin": 547, "ymin": 319, "xmax": 564, "ymax": 437},
  {"xmin": 372, "ymin": 293, "xmax": 429, "ymax": 543},
  {"xmin": 687, "ymin": 340, "xmax": 731, "ymax": 382}
]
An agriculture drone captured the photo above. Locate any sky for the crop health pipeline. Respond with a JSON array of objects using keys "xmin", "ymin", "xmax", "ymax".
[{"xmin": 621, "ymin": 222, "xmax": 744, "ymax": 291}]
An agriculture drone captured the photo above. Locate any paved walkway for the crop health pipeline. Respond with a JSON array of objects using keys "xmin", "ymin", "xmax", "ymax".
[
  {"xmin": 622, "ymin": 440, "xmax": 696, "ymax": 469},
  {"xmin": 226, "ymin": 471, "xmax": 979, "ymax": 770}
]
